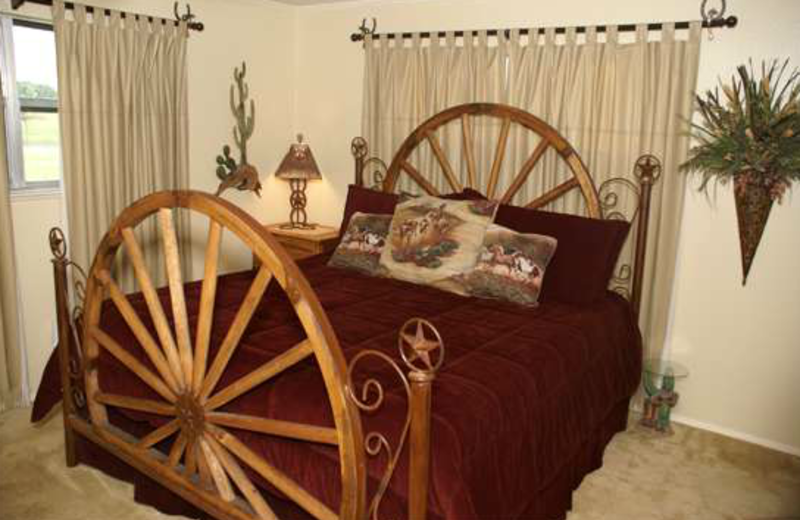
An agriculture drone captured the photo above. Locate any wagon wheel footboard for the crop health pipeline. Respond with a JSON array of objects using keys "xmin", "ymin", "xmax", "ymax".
[
  {"xmin": 52, "ymin": 191, "xmax": 371, "ymax": 520},
  {"xmin": 51, "ymin": 190, "xmax": 445, "ymax": 520}
]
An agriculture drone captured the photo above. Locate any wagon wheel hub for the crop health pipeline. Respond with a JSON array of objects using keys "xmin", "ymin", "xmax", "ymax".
[{"xmin": 176, "ymin": 394, "xmax": 205, "ymax": 439}]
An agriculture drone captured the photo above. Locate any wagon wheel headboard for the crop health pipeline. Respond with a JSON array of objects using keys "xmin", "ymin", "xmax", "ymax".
[
  {"xmin": 355, "ymin": 103, "xmax": 602, "ymax": 218},
  {"xmin": 352, "ymin": 102, "xmax": 662, "ymax": 316}
]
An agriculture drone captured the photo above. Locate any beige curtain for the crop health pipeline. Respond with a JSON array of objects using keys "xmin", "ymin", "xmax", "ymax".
[
  {"xmin": 53, "ymin": 1, "xmax": 191, "ymax": 288},
  {"xmin": 0, "ymin": 72, "xmax": 25, "ymax": 412},
  {"xmin": 362, "ymin": 31, "xmax": 506, "ymax": 193},
  {"xmin": 505, "ymin": 23, "xmax": 702, "ymax": 358}
]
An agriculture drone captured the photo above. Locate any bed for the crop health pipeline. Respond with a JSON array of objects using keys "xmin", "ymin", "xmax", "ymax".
[{"xmin": 34, "ymin": 103, "xmax": 660, "ymax": 520}]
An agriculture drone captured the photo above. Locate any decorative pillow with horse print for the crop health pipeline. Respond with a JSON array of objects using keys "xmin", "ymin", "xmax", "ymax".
[
  {"xmin": 328, "ymin": 212, "xmax": 392, "ymax": 276},
  {"xmin": 379, "ymin": 195, "xmax": 498, "ymax": 286},
  {"xmin": 440, "ymin": 224, "xmax": 558, "ymax": 306}
]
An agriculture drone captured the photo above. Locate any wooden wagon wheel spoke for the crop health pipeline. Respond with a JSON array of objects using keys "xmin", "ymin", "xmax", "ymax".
[
  {"xmin": 94, "ymin": 392, "xmax": 176, "ymax": 416},
  {"xmin": 90, "ymin": 326, "xmax": 177, "ymax": 403},
  {"xmin": 486, "ymin": 117, "xmax": 512, "ymax": 199},
  {"xmin": 137, "ymin": 419, "xmax": 181, "ymax": 449},
  {"xmin": 185, "ymin": 437, "xmax": 199, "ymax": 477},
  {"xmin": 193, "ymin": 220, "xmax": 223, "ymax": 395},
  {"xmin": 199, "ymin": 265, "xmax": 274, "ymax": 402},
  {"xmin": 168, "ymin": 431, "xmax": 189, "ymax": 469},
  {"xmin": 425, "ymin": 130, "xmax": 462, "ymax": 193},
  {"xmin": 461, "ymin": 114, "xmax": 477, "ymax": 189},
  {"xmin": 205, "ymin": 433, "xmax": 279, "ymax": 520},
  {"xmin": 207, "ymin": 423, "xmax": 338, "ymax": 520},
  {"xmin": 158, "ymin": 208, "xmax": 195, "ymax": 391},
  {"xmin": 204, "ymin": 340, "xmax": 313, "ymax": 411},
  {"xmin": 501, "ymin": 139, "xmax": 551, "ymax": 204},
  {"xmin": 198, "ymin": 437, "xmax": 236, "ymax": 502},
  {"xmin": 525, "ymin": 178, "xmax": 580, "ymax": 210},
  {"xmin": 120, "ymin": 228, "xmax": 186, "ymax": 391},
  {"xmin": 96, "ymin": 269, "xmax": 182, "ymax": 393},
  {"xmin": 196, "ymin": 442, "xmax": 213, "ymax": 488},
  {"xmin": 400, "ymin": 161, "xmax": 440, "ymax": 196},
  {"xmin": 206, "ymin": 412, "xmax": 338, "ymax": 446}
]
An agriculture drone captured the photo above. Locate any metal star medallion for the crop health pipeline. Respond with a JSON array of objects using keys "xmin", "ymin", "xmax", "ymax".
[{"xmin": 400, "ymin": 319, "xmax": 443, "ymax": 373}]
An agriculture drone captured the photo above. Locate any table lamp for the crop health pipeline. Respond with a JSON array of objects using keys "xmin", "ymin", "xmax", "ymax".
[{"xmin": 274, "ymin": 134, "xmax": 322, "ymax": 229}]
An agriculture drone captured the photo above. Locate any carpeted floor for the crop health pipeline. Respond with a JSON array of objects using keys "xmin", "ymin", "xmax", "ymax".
[{"xmin": 1, "ymin": 407, "xmax": 798, "ymax": 520}]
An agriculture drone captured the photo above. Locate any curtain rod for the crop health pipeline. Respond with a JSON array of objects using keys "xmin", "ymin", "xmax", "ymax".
[
  {"xmin": 350, "ymin": 15, "xmax": 737, "ymax": 42},
  {"xmin": 10, "ymin": 0, "xmax": 205, "ymax": 32}
]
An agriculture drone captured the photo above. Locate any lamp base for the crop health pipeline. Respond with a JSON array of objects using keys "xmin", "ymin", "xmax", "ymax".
[
  {"xmin": 279, "ymin": 222, "xmax": 317, "ymax": 230},
  {"xmin": 284, "ymin": 178, "xmax": 315, "ymax": 229}
]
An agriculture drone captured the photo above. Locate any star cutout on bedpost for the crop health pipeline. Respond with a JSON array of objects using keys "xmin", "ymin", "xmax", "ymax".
[
  {"xmin": 634, "ymin": 154, "xmax": 662, "ymax": 185},
  {"xmin": 399, "ymin": 318, "xmax": 445, "ymax": 375}
]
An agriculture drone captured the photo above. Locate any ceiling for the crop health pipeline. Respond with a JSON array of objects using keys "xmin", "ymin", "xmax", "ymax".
[{"xmin": 270, "ymin": 0, "xmax": 363, "ymax": 5}]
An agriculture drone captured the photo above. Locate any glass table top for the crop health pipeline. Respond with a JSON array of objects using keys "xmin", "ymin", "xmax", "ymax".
[{"xmin": 643, "ymin": 358, "xmax": 689, "ymax": 378}]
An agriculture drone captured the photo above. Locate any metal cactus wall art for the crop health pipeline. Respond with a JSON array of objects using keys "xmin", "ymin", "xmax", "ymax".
[{"xmin": 215, "ymin": 62, "xmax": 262, "ymax": 197}]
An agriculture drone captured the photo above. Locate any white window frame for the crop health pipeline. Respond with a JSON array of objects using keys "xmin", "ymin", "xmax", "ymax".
[{"xmin": 0, "ymin": 16, "xmax": 60, "ymax": 192}]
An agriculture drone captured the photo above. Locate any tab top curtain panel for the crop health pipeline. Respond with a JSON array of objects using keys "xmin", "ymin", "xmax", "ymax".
[{"xmin": 53, "ymin": 0, "xmax": 192, "ymax": 289}]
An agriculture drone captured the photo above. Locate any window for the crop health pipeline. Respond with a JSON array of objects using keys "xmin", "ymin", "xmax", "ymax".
[{"xmin": 1, "ymin": 18, "xmax": 61, "ymax": 191}]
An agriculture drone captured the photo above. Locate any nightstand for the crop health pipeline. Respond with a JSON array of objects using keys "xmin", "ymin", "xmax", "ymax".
[{"xmin": 258, "ymin": 224, "xmax": 340, "ymax": 264}]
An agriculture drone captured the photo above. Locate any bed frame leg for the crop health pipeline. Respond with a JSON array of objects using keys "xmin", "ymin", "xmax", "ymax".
[
  {"xmin": 630, "ymin": 155, "xmax": 659, "ymax": 318},
  {"xmin": 52, "ymin": 241, "xmax": 78, "ymax": 467},
  {"xmin": 408, "ymin": 370, "xmax": 433, "ymax": 520}
]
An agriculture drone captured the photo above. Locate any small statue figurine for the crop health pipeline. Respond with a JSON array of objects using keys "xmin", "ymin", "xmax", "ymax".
[
  {"xmin": 641, "ymin": 362, "xmax": 683, "ymax": 434},
  {"xmin": 215, "ymin": 62, "xmax": 262, "ymax": 197}
]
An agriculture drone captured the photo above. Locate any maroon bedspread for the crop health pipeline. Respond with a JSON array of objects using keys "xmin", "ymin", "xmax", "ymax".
[{"xmin": 39, "ymin": 253, "xmax": 642, "ymax": 520}]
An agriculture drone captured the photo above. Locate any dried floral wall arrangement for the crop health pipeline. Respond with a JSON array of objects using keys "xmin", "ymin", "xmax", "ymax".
[
  {"xmin": 681, "ymin": 59, "xmax": 800, "ymax": 284},
  {"xmin": 215, "ymin": 62, "xmax": 262, "ymax": 197}
]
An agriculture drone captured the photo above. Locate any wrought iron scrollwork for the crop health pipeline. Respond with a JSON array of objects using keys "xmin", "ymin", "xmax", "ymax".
[
  {"xmin": 346, "ymin": 318, "xmax": 445, "ymax": 520},
  {"xmin": 364, "ymin": 158, "xmax": 388, "ymax": 191},
  {"xmin": 351, "ymin": 137, "xmax": 388, "ymax": 191},
  {"xmin": 49, "ymin": 227, "xmax": 88, "ymax": 410},
  {"xmin": 598, "ymin": 177, "xmax": 642, "ymax": 223},
  {"xmin": 346, "ymin": 351, "xmax": 411, "ymax": 520}
]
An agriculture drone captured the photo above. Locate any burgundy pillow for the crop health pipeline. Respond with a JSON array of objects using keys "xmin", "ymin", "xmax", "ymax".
[
  {"xmin": 339, "ymin": 185, "xmax": 490, "ymax": 237},
  {"xmin": 495, "ymin": 204, "xmax": 630, "ymax": 304}
]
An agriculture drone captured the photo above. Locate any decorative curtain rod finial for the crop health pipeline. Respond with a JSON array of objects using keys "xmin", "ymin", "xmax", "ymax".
[
  {"xmin": 701, "ymin": 0, "xmax": 727, "ymax": 22},
  {"xmin": 353, "ymin": 17, "xmax": 377, "ymax": 42},
  {"xmin": 174, "ymin": 2, "xmax": 204, "ymax": 31}
]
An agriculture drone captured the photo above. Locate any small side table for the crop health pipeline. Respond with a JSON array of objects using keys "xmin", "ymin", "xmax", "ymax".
[
  {"xmin": 255, "ymin": 224, "xmax": 340, "ymax": 266},
  {"xmin": 640, "ymin": 358, "xmax": 688, "ymax": 434}
]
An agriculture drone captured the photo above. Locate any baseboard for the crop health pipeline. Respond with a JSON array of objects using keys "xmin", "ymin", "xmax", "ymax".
[{"xmin": 670, "ymin": 413, "xmax": 800, "ymax": 458}]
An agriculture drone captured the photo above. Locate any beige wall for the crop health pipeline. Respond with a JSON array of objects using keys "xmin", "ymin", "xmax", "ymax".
[
  {"xmin": 4, "ymin": 0, "xmax": 298, "ymax": 395},
  {"xmin": 291, "ymin": 0, "xmax": 800, "ymax": 454},
  {"xmin": 8, "ymin": 192, "xmax": 62, "ymax": 393}
]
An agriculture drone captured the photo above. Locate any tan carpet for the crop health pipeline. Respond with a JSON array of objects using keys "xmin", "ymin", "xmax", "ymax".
[{"xmin": 1, "ymin": 407, "xmax": 798, "ymax": 520}]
